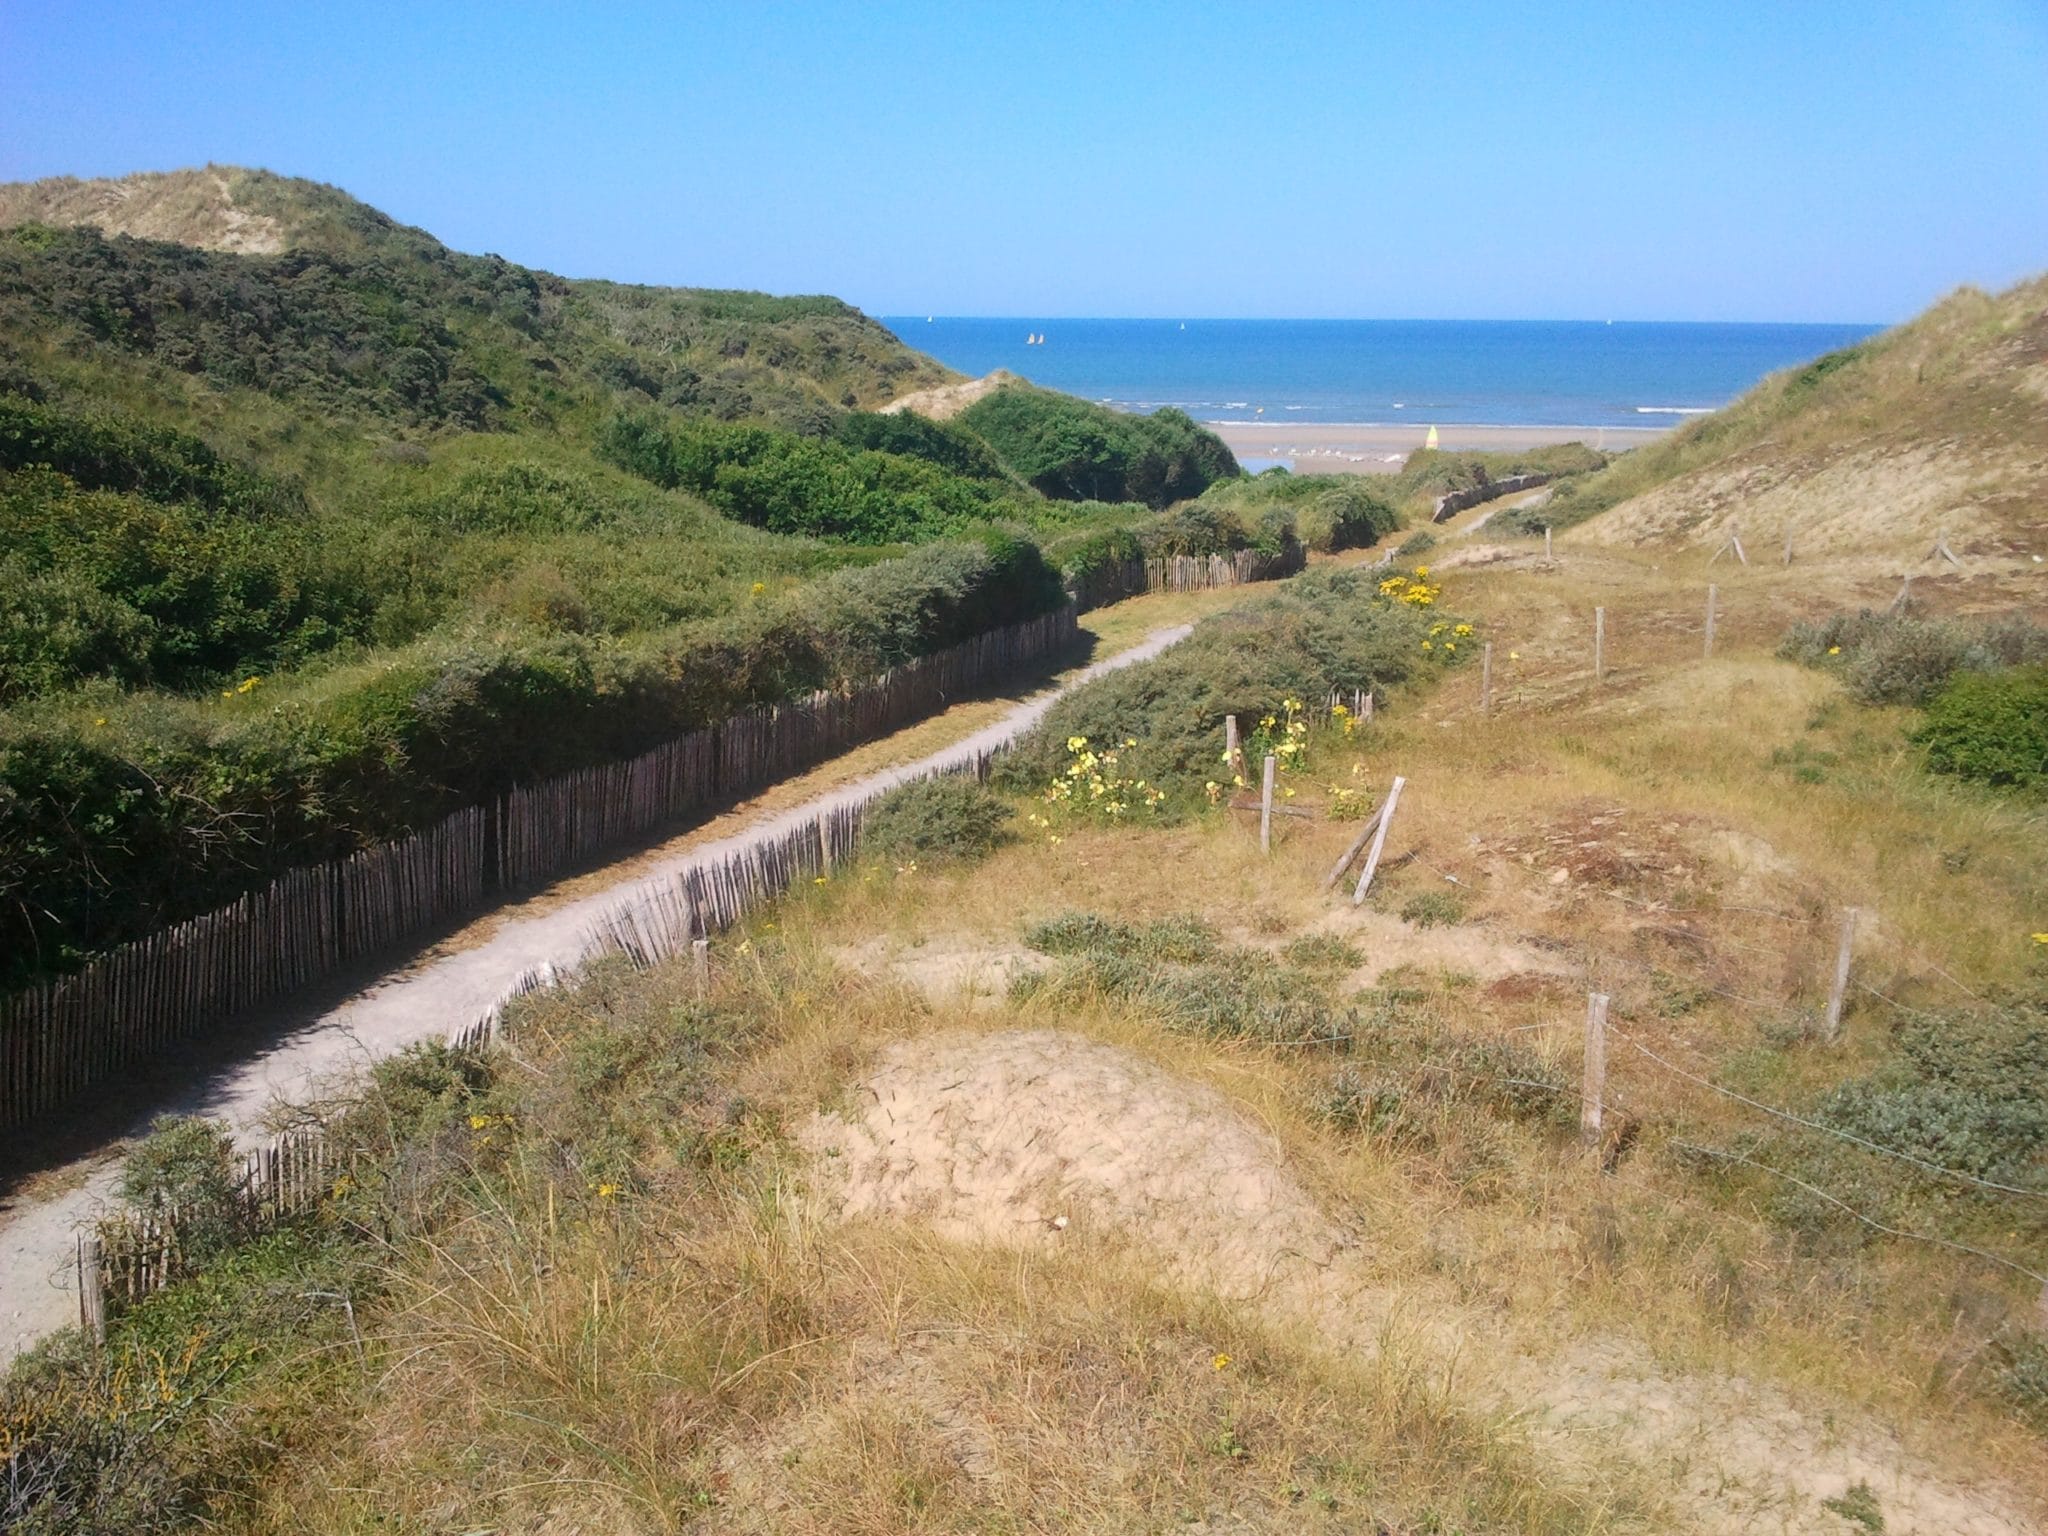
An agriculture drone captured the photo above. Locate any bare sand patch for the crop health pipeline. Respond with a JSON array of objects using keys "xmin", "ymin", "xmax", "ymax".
[{"xmin": 803, "ymin": 1029, "xmax": 1345, "ymax": 1298}]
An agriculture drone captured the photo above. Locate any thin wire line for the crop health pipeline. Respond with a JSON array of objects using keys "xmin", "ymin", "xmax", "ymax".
[
  {"xmin": 1616, "ymin": 1031, "xmax": 2048, "ymax": 1200},
  {"xmin": 1670, "ymin": 1140, "xmax": 2048, "ymax": 1288}
]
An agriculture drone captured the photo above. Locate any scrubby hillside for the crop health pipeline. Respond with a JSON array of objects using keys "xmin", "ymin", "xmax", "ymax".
[{"xmin": 1551, "ymin": 274, "xmax": 2048, "ymax": 556}]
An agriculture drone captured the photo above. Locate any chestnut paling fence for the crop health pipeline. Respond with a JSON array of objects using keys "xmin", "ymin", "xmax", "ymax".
[
  {"xmin": 4, "ymin": 608, "xmax": 1081, "ymax": 1136},
  {"xmin": 1066, "ymin": 546, "xmax": 1306, "ymax": 612},
  {"xmin": 84, "ymin": 752, "xmax": 998, "ymax": 1324}
]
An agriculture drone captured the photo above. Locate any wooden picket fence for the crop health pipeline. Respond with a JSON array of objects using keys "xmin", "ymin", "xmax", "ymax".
[
  {"xmin": 4, "ymin": 609, "xmax": 1080, "ymax": 1136},
  {"xmin": 82, "ymin": 754, "xmax": 998, "ymax": 1324},
  {"xmin": 82, "ymin": 1120, "xmax": 338, "ymax": 1325},
  {"xmin": 1068, "ymin": 544, "xmax": 1306, "ymax": 610}
]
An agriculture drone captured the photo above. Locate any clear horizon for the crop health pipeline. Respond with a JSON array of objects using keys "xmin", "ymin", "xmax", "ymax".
[{"xmin": 3, "ymin": 2, "xmax": 2044, "ymax": 324}]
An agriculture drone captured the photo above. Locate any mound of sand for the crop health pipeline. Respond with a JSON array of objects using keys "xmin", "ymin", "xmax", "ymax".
[
  {"xmin": 0, "ymin": 168, "xmax": 285, "ymax": 254},
  {"xmin": 803, "ymin": 1029, "xmax": 1343, "ymax": 1296},
  {"xmin": 880, "ymin": 369, "xmax": 1018, "ymax": 421}
]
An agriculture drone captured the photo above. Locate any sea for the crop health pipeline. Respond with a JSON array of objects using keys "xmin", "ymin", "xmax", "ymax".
[{"xmin": 880, "ymin": 318, "xmax": 1880, "ymax": 431}]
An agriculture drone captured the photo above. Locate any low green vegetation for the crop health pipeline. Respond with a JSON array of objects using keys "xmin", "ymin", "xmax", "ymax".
[
  {"xmin": 956, "ymin": 382, "xmax": 1238, "ymax": 507},
  {"xmin": 860, "ymin": 774, "xmax": 1015, "ymax": 865},
  {"xmin": 1777, "ymin": 608, "xmax": 2047, "ymax": 795},
  {"xmin": 1781, "ymin": 608, "xmax": 2048, "ymax": 707},
  {"xmin": 0, "ymin": 175, "xmax": 1270, "ymax": 991},
  {"xmin": 997, "ymin": 564, "xmax": 1467, "ymax": 799},
  {"xmin": 1915, "ymin": 668, "xmax": 2048, "ymax": 792},
  {"xmin": 1189, "ymin": 468, "xmax": 1401, "ymax": 553},
  {"xmin": 1017, "ymin": 911, "xmax": 1351, "ymax": 1044}
]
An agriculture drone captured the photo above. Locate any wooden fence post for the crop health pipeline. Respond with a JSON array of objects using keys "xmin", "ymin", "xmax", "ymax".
[
  {"xmin": 692, "ymin": 938, "xmax": 710, "ymax": 999},
  {"xmin": 1544, "ymin": 526, "xmax": 1553, "ymax": 560},
  {"xmin": 1225, "ymin": 714, "xmax": 1243, "ymax": 780},
  {"xmin": 77, "ymin": 1232, "xmax": 105, "ymax": 1346},
  {"xmin": 1322, "ymin": 795, "xmax": 1388, "ymax": 890},
  {"xmin": 815, "ymin": 815, "xmax": 831, "ymax": 873},
  {"xmin": 1823, "ymin": 907, "xmax": 1857, "ymax": 1041},
  {"xmin": 1362, "ymin": 690, "xmax": 1374, "ymax": 725},
  {"xmin": 1351, "ymin": 775, "xmax": 1406, "ymax": 905},
  {"xmin": 1783, "ymin": 529, "xmax": 1794, "ymax": 566},
  {"xmin": 1581, "ymin": 992, "xmax": 1609, "ymax": 1145},
  {"xmin": 1481, "ymin": 642, "xmax": 1493, "ymax": 712},
  {"xmin": 1594, "ymin": 607, "xmax": 1606, "ymax": 681},
  {"xmin": 1259, "ymin": 755, "xmax": 1277, "ymax": 854},
  {"xmin": 1704, "ymin": 585, "xmax": 1717, "ymax": 658}
]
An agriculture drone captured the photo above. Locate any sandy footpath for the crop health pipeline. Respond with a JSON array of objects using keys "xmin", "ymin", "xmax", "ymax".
[
  {"xmin": 0, "ymin": 624, "xmax": 1193, "ymax": 1363},
  {"xmin": 1212, "ymin": 419, "xmax": 1673, "ymax": 473}
]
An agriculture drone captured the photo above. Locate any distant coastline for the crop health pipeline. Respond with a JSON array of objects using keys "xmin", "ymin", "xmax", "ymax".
[
  {"xmin": 1208, "ymin": 419, "xmax": 1673, "ymax": 475},
  {"xmin": 887, "ymin": 317, "xmax": 1878, "ymax": 433}
]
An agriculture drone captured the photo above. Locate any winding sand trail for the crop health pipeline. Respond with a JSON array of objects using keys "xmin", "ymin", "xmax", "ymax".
[{"xmin": 0, "ymin": 623, "xmax": 1194, "ymax": 1363}]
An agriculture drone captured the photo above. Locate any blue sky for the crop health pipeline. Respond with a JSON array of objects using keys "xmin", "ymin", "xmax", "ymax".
[{"xmin": 3, "ymin": 2, "xmax": 2044, "ymax": 322}]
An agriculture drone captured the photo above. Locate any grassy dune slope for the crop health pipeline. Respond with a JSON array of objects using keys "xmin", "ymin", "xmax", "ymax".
[
  {"xmin": 13, "ymin": 549, "xmax": 2044, "ymax": 1533},
  {"xmin": 1555, "ymin": 274, "xmax": 2048, "ymax": 557}
]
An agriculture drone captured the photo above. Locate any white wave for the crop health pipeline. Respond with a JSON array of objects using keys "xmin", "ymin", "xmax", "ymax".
[{"xmin": 1635, "ymin": 406, "xmax": 1713, "ymax": 415}]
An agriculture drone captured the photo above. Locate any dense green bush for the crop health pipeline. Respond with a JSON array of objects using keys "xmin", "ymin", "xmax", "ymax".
[
  {"xmin": 997, "ymin": 566, "xmax": 1465, "ymax": 799},
  {"xmin": 957, "ymin": 384, "xmax": 1238, "ymax": 508},
  {"xmin": 1195, "ymin": 469, "xmax": 1400, "ymax": 553},
  {"xmin": 1913, "ymin": 666, "xmax": 2048, "ymax": 790},
  {"xmin": 600, "ymin": 410, "xmax": 1018, "ymax": 541},
  {"xmin": 0, "ymin": 536, "xmax": 1067, "ymax": 986},
  {"xmin": 1781, "ymin": 609, "xmax": 2048, "ymax": 705},
  {"xmin": 833, "ymin": 410, "xmax": 1013, "ymax": 483},
  {"xmin": 861, "ymin": 774, "xmax": 1014, "ymax": 864},
  {"xmin": 0, "ymin": 464, "xmax": 365, "ymax": 698}
]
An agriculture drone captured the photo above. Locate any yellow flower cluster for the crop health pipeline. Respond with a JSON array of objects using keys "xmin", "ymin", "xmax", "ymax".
[
  {"xmin": 1031, "ymin": 734, "xmax": 1166, "ymax": 839},
  {"xmin": 1377, "ymin": 565, "xmax": 1442, "ymax": 607},
  {"xmin": 219, "ymin": 675, "xmax": 262, "ymax": 699},
  {"xmin": 1243, "ymin": 698, "xmax": 1311, "ymax": 772}
]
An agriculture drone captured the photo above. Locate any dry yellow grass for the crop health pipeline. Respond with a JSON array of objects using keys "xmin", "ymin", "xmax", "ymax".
[
  {"xmin": 1569, "ymin": 273, "xmax": 2048, "ymax": 559},
  {"xmin": 145, "ymin": 542, "xmax": 2048, "ymax": 1532}
]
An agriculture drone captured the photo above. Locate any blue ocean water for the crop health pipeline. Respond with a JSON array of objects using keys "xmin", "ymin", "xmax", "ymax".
[{"xmin": 879, "ymin": 318, "xmax": 1880, "ymax": 429}]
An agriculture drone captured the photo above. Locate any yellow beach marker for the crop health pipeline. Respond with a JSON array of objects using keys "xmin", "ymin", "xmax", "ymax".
[{"xmin": 1425, "ymin": 424, "xmax": 1440, "ymax": 450}]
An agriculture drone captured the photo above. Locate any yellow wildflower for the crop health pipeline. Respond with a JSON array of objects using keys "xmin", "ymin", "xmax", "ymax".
[
  {"xmin": 1212, "ymin": 1353, "xmax": 1231, "ymax": 1370},
  {"xmin": 750, "ymin": 581, "xmax": 766, "ymax": 596},
  {"xmin": 1827, "ymin": 645, "xmax": 1841, "ymax": 655}
]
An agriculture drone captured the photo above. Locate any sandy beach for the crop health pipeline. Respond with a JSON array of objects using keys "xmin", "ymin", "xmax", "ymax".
[{"xmin": 1210, "ymin": 419, "xmax": 1674, "ymax": 473}]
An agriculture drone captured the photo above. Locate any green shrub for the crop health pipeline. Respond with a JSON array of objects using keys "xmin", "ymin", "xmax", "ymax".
[
  {"xmin": 998, "ymin": 566, "xmax": 1464, "ymax": 801},
  {"xmin": 958, "ymin": 384, "xmax": 1238, "ymax": 508},
  {"xmin": 0, "ymin": 537, "xmax": 1068, "ymax": 989},
  {"xmin": 118, "ymin": 1115, "xmax": 244, "ymax": 1261},
  {"xmin": 862, "ymin": 774, "xmax": 1014, "ymax": 864},
  {"xmin": 1780, "ymin": 609, "xmax": 2048, "ymax": 706},
  {"xmin": 1396, "ymin": 529, "xmax": 1437, "ymax": 557},
  {"xmin": 1913, "ymin": 665, "xmax": 2048, "ymax": 791},
  {"xmin": 1816, "ymin": 995, "xmax": 2048, "ymax": 1186}
]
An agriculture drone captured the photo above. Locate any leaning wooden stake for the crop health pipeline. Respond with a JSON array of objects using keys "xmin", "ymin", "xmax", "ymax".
[
  {"xmin": 1581, "ymin": 993, "xmax": 1609, "ymax": 1145},
  {"xmin": 1823, "ymin": 907, "xmax": 1858, "ymax": 1041},
  {"xmin": 1594, "ymin": 607, "xmax": 1606, "ymax": 681},
  {"xmin": 1481, "ymin": 642, "xmax": 1493, "ymax": 712},
  {"xmin": 1259, "ymin": 755, "xmax": 1277, "ymax": 854},
  {"xmin": 1321, "ymin": 796, "xmax": 1389, "ymax": 890},
  {"xmin": 691, "ymin": 938, "xmax": 710, "ymax": 999},
  {"xmin": 1351, "ymin": 775, "xmax": 1406, "ymax": 905},
  {"xmin": 1361, "ymin": 690, "xmax": 1374, "ymax": 725},
  {"xmin": 1225, "ymin": 714, "xmax": 1244, "ymax": 780},
  {"xmin": 1704, "ymin": 585, "xmax": 1718, "ymax": 658},
  {"xmin": 77, "ymin": 1232, "xmax": 105, "ymax": 1346}
]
